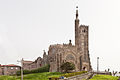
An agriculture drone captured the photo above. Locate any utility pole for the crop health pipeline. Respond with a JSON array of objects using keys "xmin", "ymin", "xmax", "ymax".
[
  {"xmin": 17, "ymin": 58, "xmax": 23, "ymax": 80},
  {"xmin": 97, "ymin": 57, "xmax": 99, "ymax": 74}
]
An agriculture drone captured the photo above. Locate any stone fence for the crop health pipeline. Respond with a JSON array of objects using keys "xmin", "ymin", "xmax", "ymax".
[
  {"xmin": 93, "ymin": 71, "xmax": 111, "ymax": 75},
  {"xmin": 59, "ymin": 72, "xmax": 93, "ymax": 80}
]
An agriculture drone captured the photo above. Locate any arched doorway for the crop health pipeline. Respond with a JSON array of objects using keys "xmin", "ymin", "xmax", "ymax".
[{"xmin": 83, "ymin": 67, "xmax": 87, "ymax": 71}]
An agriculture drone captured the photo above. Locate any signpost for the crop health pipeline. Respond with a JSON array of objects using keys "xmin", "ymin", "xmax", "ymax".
[{"xmin": 17, "ymin": 58, "xmax": 23, "ymax": 80}]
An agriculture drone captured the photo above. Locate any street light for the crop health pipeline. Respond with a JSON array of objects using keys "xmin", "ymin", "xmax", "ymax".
[
  {"xmin": 17, "ymin": 58, "xmax": 23, "ymax": 80},
  {"xmin": 97, "ymin": 57, "xmax": 99, "ymax": 74}
]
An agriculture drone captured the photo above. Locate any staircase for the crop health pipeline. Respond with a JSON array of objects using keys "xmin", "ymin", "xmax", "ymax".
[{"xmin": 59, "ymin": 71, "xmax": 93, "ymax": 80}]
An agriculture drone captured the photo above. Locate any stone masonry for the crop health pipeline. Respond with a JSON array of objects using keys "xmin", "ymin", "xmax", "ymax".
[
  {"xmin": 22, "ymin": 51, "xmax": 49, "ymax": 70},
  {"xmin": 0, "ymin": 64, "xmax": 20, "ymax": 75},
  {"xmin": 48, "ymin": 7, "xmax": 92, "ymax": 72}
]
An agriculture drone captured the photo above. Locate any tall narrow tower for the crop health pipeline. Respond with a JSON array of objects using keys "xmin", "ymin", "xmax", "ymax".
[
  {"xmin": 74, "ymin": 6, "xmax": 89, "ymax": 62},
  {"xmin": 79, "ymin": 25, "xmax": 89, "ymax": 61},
  {"xmin": 75, "ymin": 6, "xmax": 79, "ymax": 47}
]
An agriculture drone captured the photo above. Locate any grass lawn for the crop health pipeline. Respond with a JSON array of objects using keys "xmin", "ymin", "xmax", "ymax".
[
  {"xmin": 0, "ymin": 72, "xmax": 62, "ymax": 80},
  {"xmin": 90, "ymin": 75, "xmax": 119, "ymax": 80},
  {"xmin": 0, "ymin": 71, "xmax": 87, "ymax": 80}
]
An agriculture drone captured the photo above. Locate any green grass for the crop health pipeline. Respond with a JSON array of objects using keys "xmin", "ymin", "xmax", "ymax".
[
  {"xmin": 0, "ymin": 71, "xmax": 88, "ymax": 80},
  {"xmin": 61, "ymin": 71, "xmax": 87, "ymax": 78},
  {"xmin": 90, "ymin": 75, "xmax": 118, "ymax": 80},
  {"xmin": 0, "ymin": 72, "xmax": 62, "ymax": 80}
]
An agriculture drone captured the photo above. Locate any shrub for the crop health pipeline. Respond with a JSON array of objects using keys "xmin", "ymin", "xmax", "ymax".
[
  {"xmin": 16, "ymin": 70, "xmax": 31, "ymax": 76},
  {"xmin": 16, "ymin": 71, "xmax": 21, "ymax": 76},
  {"xmin": 60, "ymin": 62, "xmax": 75, "ymax": 73},
  {"xmin": 23, "ymin": 70, "xmax": 31, "ymax": 74},
  {"xmin": 16, "ymin": 64, "xmax": 50, "ymax": 75}
]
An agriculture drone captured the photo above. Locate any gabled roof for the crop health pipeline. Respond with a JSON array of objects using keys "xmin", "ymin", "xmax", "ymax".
[
  {"xmin": 23, "ymin": 60, "xmax": 33, "ymax": 63},
  {"xmin": 0, "ymin": 64, "xmax": 20, "ymax": 67}
]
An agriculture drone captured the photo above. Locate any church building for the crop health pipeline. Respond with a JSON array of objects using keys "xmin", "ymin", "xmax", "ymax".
[
  {"xmin": 48, "ymin": 7, "xmax": 92, "ymax": 72},
  {"xmin": 22, "ymin": 7, "xmax": 92, "ymax": 72}
]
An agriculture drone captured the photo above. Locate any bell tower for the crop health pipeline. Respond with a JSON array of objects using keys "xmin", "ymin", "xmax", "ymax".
[{"xmin": 79, "ymin": 25, "xmax": 89, "ymax": 61}]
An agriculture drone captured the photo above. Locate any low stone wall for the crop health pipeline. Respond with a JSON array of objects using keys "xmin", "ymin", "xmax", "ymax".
[
  {"xmin": 93, "ymin": 71, "xmax": 111, "ymax": 75},
  {"xmin": 59, "ymin": 72, "xmax": 93, "ymax": 80}
]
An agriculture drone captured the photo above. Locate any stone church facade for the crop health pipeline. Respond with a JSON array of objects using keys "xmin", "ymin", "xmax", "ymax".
[
  {"xmin": 48, "ymin": 7, "xmax": 92, "ymax": 72},
  {"xmin": 22, "ymin": 7, "xmax": 92, "ymax": 72}
]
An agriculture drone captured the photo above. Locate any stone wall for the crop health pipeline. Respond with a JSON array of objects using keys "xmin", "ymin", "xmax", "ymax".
[
  {"xmin": 0, "ymin": 65, "xmax": 20, "ymax": 75},
  {"xmin": 0, "ymin": 68, "xmax": 2, "ymax": 75},
  {"xmin": 22, "ymin": 52, "xmax": 49, "ymax": 70},
  {"xmin": 29, "ymin": 62, "xmax": 37, "ymax": 70},
  {"xmin": 4, "ymin": 66, "xmax": 20, "ymax": 75}
]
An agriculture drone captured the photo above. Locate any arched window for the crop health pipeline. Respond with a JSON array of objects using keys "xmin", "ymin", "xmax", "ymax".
[
  {"xmin": 82, "ymin": 29, "xmax": 86, "ymax": 33},
  {"xmin": 66, "ymin": 54, "xmax": 75, "ymax": 60}
]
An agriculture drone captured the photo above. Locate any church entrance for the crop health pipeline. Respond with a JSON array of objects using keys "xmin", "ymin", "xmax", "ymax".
[{"xmin": 83, "ymin": 67, "xmax": 87, "ymax": 71}]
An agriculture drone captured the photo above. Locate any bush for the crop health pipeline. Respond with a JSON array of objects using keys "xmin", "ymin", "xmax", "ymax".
[
  {"xmin": 23, "ymin": 70, "xmax": 31, "ymax": 74},
  {"xmin": 16, "ymin": 64, "xmax": 50, "ymax": 75},
  {"xmin": 31, "ymin": 64, "xmax": 50, "ymax": 73},
  {"xmin": 60, "ymin": 62, "xmax": 75, "ymax": 73},
  {"xmin": 16, "ymin": 69, "xmax": 31, "ymax": 75},
  {"xmin": 16, "ymin": 71, "xmax": 21, "ymax": 76}
]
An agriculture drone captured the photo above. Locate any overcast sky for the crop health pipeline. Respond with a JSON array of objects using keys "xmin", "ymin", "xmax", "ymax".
[{"xmin": 0, "ymin": 0, "xmax": 120, "ymax": 72}]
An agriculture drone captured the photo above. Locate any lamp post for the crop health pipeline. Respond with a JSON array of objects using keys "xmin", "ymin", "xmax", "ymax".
[
  {"xmin": 97, "ymin": 57, "xmax": 99, "ymax": 74},
  {"xmin": 17, "ymin": 58, "xmax": 23, "ymax": 80}
]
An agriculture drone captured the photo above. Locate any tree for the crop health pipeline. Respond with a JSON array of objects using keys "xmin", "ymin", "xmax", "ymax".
[{"xmin": 60, "ymin": 62, "xmax": 75, "ymax": 73}]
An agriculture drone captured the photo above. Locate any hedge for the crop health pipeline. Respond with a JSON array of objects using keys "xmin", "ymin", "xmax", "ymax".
[
  {"xmin": 61, "ymin": 71, "xmax": 87, "ymax": 78},
  {"xmin": 16, "ymin": 64, "xmax": 50, "ymax": 76}
]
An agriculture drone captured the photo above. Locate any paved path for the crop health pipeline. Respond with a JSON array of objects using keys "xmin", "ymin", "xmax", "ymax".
[{"xmin": 62, "ymin": 72, "xmax": 93, "ymax": 80}]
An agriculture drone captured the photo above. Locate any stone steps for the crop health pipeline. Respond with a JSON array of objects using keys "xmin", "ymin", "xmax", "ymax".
[{"xmin": 59, "ymin": 72, "xmax": 93, "ymax": 80}]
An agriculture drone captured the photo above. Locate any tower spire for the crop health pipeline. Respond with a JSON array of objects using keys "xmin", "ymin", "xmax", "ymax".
[
  {"xmin": 75, "ymin": 6, "xmax": 79, "ymax": 46},
  {"xmin": 76, "ymin": 6, "xmax": 78, "ymax": 19}
]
